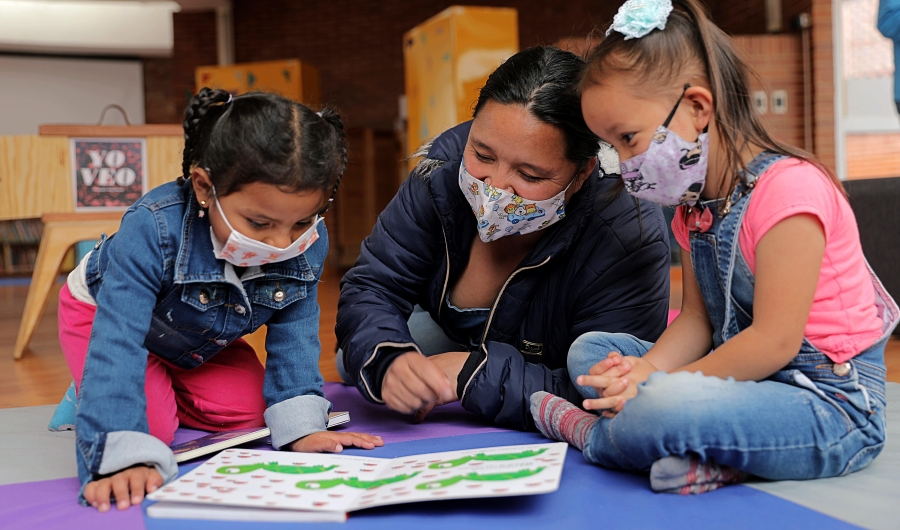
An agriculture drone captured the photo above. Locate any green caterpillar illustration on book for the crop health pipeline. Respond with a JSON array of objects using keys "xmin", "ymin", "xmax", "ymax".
[
  {"xmin": 295, "ymin": 472, "xmax": 422, "ymax": 490},
  {"xmin": 416, "ymin": 468, "xmax": 545, "ymax": 489},
  {"xmin": 428, "ymin": 448, "xmax": 548, "ymax": 468},
  {"xmin": 217, "ymin": 463, "xmax": 338, "ymax": 475}
]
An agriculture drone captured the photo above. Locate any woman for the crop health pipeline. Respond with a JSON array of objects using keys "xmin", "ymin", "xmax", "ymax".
[{"xmin": 336, "ymin": 46, "xmax": 671, "ymax": 430}]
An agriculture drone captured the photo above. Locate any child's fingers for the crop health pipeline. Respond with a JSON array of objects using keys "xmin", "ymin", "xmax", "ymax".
[
  {"xmin": 128, "ymin": 470, "xmax": 147, "ymax": 505},
  {"xmin": 575, "ymin": 374, "xmax": 617, "ymax": 390},
  {"xmin": 83, "ymin": 481, "xmax": 98, "ymax": 508},
  {"xmin": 582, "ymin": 395, "xmax": 623, "ymax": 411},
  {"xmin": 111, "ymin": 473, "xmax": 132, "ymax": 510},
  {"xmin": 601, "ymin": 377, "xmax": 629, "ymax": 398},
  {"xmin": 587, "ymin": 352, "xmax": 623, "ymax": 375},
  {"xmin": 147, "ymin": 470, "xmax": 163, "ymax": 493},
  {"xmin": 92, "ymin": 479, "xmax": 112, "ymax": 512}
]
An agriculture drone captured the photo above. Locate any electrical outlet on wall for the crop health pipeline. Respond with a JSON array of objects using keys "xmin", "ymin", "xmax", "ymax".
[
  {"xmin": 771, "ymin": 90, "xmax": 788, "ymax": 115},
  {"xmin": 753, "ymin": 90, "xmax": 768, "ymax": 115}
]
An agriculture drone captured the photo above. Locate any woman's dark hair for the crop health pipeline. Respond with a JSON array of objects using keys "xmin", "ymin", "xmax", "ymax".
[
  {"xmin": 180, "ymin": 88, "xmax": 348, "ymax": 200},
  {"xmin": 580, "ymin": 0, "xmax": 844, "ymax": 210},
  {"xmin": 473, "ymin": 46, "xmax": 600, "ymax": 169}
]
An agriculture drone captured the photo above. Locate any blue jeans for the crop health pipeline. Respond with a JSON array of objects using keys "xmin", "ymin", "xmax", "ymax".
[{"xmin": 567, "ymin": 331, "xmax": 888, "ymax": 481}]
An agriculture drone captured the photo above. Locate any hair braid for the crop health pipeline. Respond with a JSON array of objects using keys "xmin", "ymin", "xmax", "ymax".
[{"xmin": 179, "ymin": 87, "xmax": 231, "ymax": 184}]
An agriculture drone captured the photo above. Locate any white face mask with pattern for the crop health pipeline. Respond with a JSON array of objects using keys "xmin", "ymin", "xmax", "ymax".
[
  {"xmin": 210, "ymin": 189, "xmax": 321, "ymax": 267},
  {"xmin": 458, "ymin": 160, "xmax": 569, "ymax": 243}
]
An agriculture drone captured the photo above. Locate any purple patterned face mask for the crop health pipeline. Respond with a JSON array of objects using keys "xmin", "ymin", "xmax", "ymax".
[{"xmin": 619, "ymin": 85, "xmax": 708, "ymax": 207}]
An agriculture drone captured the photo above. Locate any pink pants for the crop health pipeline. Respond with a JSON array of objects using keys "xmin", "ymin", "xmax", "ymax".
[{"xmin": 58, "ymin": 284, "xmax": 267, "ymax": 445}]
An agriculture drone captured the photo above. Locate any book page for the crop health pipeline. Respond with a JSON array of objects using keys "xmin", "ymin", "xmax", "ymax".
[
  {"xmin": 148, "ymin": 448, "xmax": 390, "ymax": 513},
  {"xmin": 349, "ymin": 443, "xmax": 567, "ymax": 511},
  {"xmin": 148, "ymin": 442, "xmax": 567, "ymax": 514}
]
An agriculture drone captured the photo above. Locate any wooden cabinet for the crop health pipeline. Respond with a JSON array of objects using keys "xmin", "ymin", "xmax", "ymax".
[
  {"xmin": 326, "ymin": 128, "xmax": 405, "ymax": 270},
  {"xmin": 403, "ymin": 6, "xmax": 518, "ymax": 162}
]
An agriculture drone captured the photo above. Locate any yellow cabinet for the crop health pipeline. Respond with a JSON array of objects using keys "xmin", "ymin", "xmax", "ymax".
[
  {"xmin": 195, "ymin": 59, "xmax": 321, "ymax": 106},
  {"xmin": 403, "ymin": 6, "xmax": 518, "ymax": 159}
]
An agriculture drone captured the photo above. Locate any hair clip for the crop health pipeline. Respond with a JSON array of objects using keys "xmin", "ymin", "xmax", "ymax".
[
  {"xmin": 212, "ymin": 94, "xmax": 234, "ymax": 107},
  {"xmin": 607, "ymin": 0, "xmax": 674, "ymax": 40}
]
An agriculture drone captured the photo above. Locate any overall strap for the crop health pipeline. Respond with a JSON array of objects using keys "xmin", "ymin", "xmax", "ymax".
[{"xmin": 718, "ymin": 150, "xmax": 789, "ymax": 342}]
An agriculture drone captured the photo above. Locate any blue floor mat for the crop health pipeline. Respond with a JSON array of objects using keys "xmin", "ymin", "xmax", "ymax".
[{"xmin": 143, "ymin": 431, "xmax": 857, "ymax": 530}]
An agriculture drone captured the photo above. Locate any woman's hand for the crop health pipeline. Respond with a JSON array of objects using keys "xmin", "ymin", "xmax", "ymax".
[
  {"xmin": 382, "ymin": 351, "xmax": 454, "ymax": 415},
  {"xmin": 577, "ymin": 352, "xmax": 658, "ymax": 416},
  {"xmin": 83, "ymin": 465, "xmax": 163, "ymax": 512},
  {"xmin": 289, "ymin": 431, "xmax": 384, "ymax": 453},
  {"xmin": 410, "ymin": 351, "xmax": 470, "ymax": 422}
]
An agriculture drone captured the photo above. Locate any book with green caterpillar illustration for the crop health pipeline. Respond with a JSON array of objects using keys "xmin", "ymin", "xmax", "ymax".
[
  {"xmin": 147, "ymin": 442, "xmax": 567, "ymax": 521},
  {"xmin": 171, "ymin": 411, "xmax": 350, "ymax": 463}
]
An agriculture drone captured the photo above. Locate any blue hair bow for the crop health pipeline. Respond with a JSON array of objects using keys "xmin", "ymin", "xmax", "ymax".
[{"xmin": 607, "ymin": 0, "xmax": 674, "ymax": 40}]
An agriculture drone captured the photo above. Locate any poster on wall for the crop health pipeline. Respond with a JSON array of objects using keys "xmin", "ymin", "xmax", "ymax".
[{"xmin": 71, "ymin": 138, "xmax": 147, "ymax": 210}]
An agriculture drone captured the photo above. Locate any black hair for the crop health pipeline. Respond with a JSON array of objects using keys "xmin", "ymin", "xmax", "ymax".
[
  {"xmin": 180, "ymin": 88, "xmax": 348, "ymax": 203},
  {"xmin": 473, "ymin": 46, "xmax": 600, "ymax": 169}
]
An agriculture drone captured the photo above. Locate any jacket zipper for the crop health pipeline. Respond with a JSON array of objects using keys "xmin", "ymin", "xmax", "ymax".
[
  {"xmin": 429, "ymin": 195, "xmax": 452, "ymax": 321},
  {"xmin": 459, "ymin": 254, "xmax": 553, "ymax": 402}
]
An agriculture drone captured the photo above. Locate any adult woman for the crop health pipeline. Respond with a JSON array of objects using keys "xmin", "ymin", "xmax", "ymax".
[{"xmin": 336, "ymin": 46, "xmax": 671, "ymax": 430}]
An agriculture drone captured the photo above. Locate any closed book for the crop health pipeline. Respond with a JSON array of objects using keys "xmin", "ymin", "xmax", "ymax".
[{"xmin": 172, "ymin": 411, "xmax": 350, "ymax": 463}]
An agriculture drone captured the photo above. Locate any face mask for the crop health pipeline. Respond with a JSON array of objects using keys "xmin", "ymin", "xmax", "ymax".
[
  {"xmin": 619, "ymin": 85, "xmax": 708, "ymax": 207},
  {"xmin": 210, "ymin": 192, "xmax": 321, "ymax": 267},
  {"xmin": 458, "ymin": 159, "xmax": 569, "ymax": 243}
]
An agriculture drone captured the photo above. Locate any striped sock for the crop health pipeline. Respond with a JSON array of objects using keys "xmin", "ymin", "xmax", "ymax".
[
  {"xmin": 530, "ymin": 391, "xmax": 598, "ymax": 451},
  {"xmin": 650, "ymin": 455, "xmax": 749, "ymax": 495}
]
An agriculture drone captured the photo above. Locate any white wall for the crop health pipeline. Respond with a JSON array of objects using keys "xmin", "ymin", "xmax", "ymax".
[
  {"xmin": 844, "ymin": 77, "xmax": 900, "ymax": 133},
  {"xmin": 0, "ymin": 54, "xmax": 144, "ymax": 136}
]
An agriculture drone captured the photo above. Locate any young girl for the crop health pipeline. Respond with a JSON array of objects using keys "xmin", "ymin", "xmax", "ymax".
[
  {"xmin": 59, "ymin": 88, "xmax": 383, "ymax": 512},
  {"xmin": 531, "ymin": 0, "xmax": 898, "ymax": 494}
]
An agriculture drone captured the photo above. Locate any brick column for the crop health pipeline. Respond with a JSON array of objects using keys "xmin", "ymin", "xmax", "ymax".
[{"xmin": 811, "ymin": 0, "xmax": 836, "ymax": 171}]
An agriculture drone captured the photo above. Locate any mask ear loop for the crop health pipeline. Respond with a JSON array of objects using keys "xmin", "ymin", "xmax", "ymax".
[
  {"xmin": 662, "ymin": 84, "xmax": 691, "ymax": 128},
  {"xmin": 317, "ymin": 172, "xmax": 343, "ymax": 216}
]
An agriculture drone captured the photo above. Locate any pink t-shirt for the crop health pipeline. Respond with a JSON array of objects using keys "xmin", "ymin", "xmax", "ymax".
[{"xmin": 672, "ymin": 158, "xmax": 882, "ymax": 363}]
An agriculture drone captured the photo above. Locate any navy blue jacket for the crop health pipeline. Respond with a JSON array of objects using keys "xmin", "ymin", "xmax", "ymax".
[{"xmin": 336, "ymin": 122, "xmax": 671, "ymax": 430}]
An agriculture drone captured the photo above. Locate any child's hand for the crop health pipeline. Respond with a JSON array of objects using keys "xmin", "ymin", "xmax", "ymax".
[
  {"xmin": 577, "ymin": 352, "xmax": 658, "ymax": 416},
  {"xmin": 83, "ymin": 465, "xmax": 163, "ymax": 512},
  {"xmin": 289, "ymin": 431, "xmax": 384, "ymax": 453}
]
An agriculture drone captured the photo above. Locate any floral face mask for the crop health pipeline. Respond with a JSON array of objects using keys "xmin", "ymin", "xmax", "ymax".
[
  {"xmin": 210, "ymin": 190, "xmax": 321, "ymax": 267},
  {"xmin": 458, "ymin": 160, "xmax": 569, "ymax": 243},
  {"xmin": 619, "ymin": 85, "xmax": 709, "ymax": 207}
]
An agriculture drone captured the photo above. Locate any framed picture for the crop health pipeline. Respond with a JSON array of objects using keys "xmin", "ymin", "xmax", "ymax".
[{"xmin": 71, "ymin": 137, "xmax": 147, "ymax": 210}]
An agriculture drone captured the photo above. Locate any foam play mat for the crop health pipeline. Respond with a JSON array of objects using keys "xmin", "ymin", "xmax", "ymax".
[{"xmin": 2, "ymin": 382, "xmax": 898, "ymax": 529}]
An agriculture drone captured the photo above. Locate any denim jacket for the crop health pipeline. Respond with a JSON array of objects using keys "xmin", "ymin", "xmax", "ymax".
[{"xmin": 74, "ymin": 180, "xmax": 331, "ymax": 500}]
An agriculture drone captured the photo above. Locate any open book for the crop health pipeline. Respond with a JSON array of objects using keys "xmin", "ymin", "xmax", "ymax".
[
  {"xmin": 171, "ymin": 411, "xmax": 350, "ymax": 463},
  {"xmin": 148, "ymin": 442, "xmax": 567, "ymax": 522}
]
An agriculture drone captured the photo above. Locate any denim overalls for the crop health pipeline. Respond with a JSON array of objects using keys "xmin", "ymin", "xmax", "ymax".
[{"xmin": 567, "ymin": 152, "xmax": 898, "ymax": 479}]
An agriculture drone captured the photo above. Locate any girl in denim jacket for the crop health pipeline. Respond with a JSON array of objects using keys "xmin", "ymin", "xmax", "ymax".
[
  {"xmin": 532, "ymin": 0, "xmax": 898, "ymax": 494},
  {"xmin": 59, "ymin": 88, "xmax": 383, "ymax": 512}
]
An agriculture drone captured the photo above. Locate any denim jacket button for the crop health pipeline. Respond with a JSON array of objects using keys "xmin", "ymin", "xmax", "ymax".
[
  {"xmin": 191, "ymin": 353, "xmax": 203, "ymax": 362},
  {"xmin": 199, "ymin": 291, "xmax": 210, "ymax": 305},
  {"xmin": 273, "ymin": 289, "xmax": 285, "ymax": 302},
  {"xmin": 832, "ymin": 362, "xmax": 851, "ymax": 377},
  {"xmin": 235, "ymin": 304, "xmax": 246, "ymax": 315},
  {"xmin": 215, "ymin": 339, "xmax": 227, "ymax": 346}
]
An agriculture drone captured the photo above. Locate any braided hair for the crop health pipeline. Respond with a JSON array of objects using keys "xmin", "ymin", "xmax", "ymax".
[{"xmin": 179, "ymin": 88, "xmax": 347, "ymax": 206}]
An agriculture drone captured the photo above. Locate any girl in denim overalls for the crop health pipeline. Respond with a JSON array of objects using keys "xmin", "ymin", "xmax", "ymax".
[
  {"xmin": 531, "ymin": 0, "xmax": 898, "ymax": 494},
  {"xmin": 58, "ymin": 89, "xmax": 383, "ymax": 512}
]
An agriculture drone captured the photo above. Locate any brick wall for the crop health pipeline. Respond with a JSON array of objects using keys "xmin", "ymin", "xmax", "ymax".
[
  {"xmin": 228, "ymin": 0, "xmax": 618, "ymax": 130},
  {"xmin": 144, "ymin": 0, "xmax": 836, "ymax": 171},
  {"xmin": 811, "ymin": 0, "xmax": 836, "ymax": 170},
  {"xmin": 145, "ymin": 11, "xmax": 218, "ymax": 124},
  {"xmin": 733, "ymin": 35, "xmax": 805, "ymax": 149}
]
